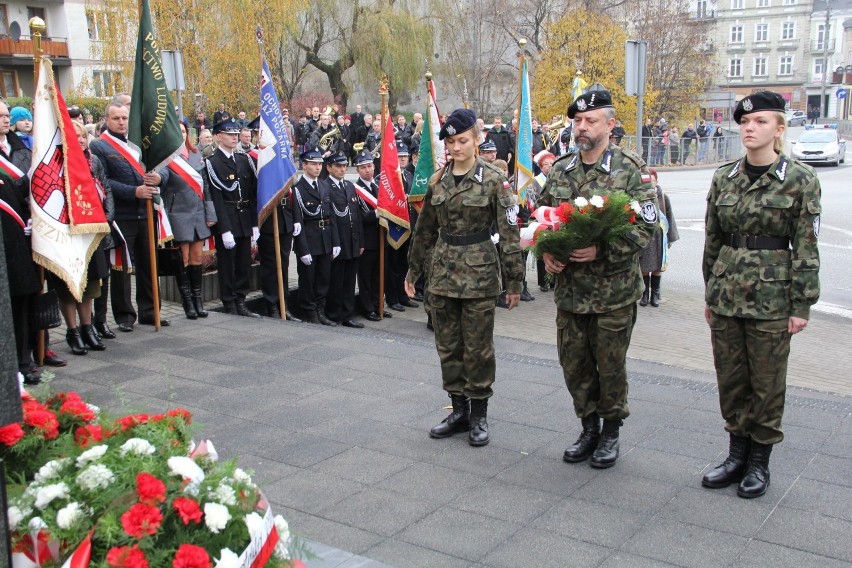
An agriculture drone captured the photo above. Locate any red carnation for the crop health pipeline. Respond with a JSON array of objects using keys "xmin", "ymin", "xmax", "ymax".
[
  {"xmin": 172, "ymin": 544, "xmax": 211, "ymax": 568},
  {"xmin": 136, "ymin": 473, "xmax": 167, "ymax": 506},
  {"xmin": 556, "ymin": 202, "xmax": 574, "ymax": 223},
  {"xmin": 172, "ymin": 497, "xmax": 203, "ymax": 525},
  {"xmin": 24, "ymin": 408, "xmax": 59, "ymax": 440},
  {"xmin": 59, "ymin": 399, "xmax": 96, "ymax": 422},
  {"xmin": 117, "ymin": 414, "xmax": 150, "ymax": 431},
  {"xmin": 0, "ymin": 423, "xmax": 25, "ymax": 446},
  {"xmin": 107, "ymin": 544, "xmax": 149, "ymax": 568},
  {"xmin": 120, "ymin": 503, "xmax": 163, "ymax": 538},
  {"xmin": 75, "ymin": 424, "xmax": 109, "ymax": 447},
  {"xmin": 167, "ymin": 408, "xmax": 192, "ymax": 424}
]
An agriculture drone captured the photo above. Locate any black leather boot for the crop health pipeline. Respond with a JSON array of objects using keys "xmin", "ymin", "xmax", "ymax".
[
  {"xmin": 268, "ymin": 302, "xmax": 281, "ymax": 319},
  {"xmin": 65, "ymin": 328, "xmax": 88, "ymax": 355},
  {"xmin": 520, "ymin": 283, "xmax": 535, "ymax": 302},
  {"xmin": 639, "ymin": 275, "xmax": 650, "ymax": 306},
  {"xmin": 468, "ymin": 398, "xmax": 490, "ymax": 446},
  {"xmin": 94, "ymin": 321, "xmax": 116, "ymax": 339},
  {"xmin": 317, "ymin": 309, "xmax": 338, "ymax": 326},
  {"xmin": 429, "ymin": 394, "xmax": 470, "ymax": 439},
  {"xmin": 737, "ymin": 442, "xmax": 772, "ymax": 499},
  {"xmin": 650, "ymin": 275, "xmax": 661, "ymax": 307},
  {"xmin": 175, "ymin": 266, "xmax": 198, "ymax": 319},
  {"xmin": 80, "ymin": 324, "xmax": 106, "ymax": 351},
  {"xmin": 285, "ymin": 310, "xmax": 302, "ymax": 322},
  {"xmin": 235, "ymin": 298, "xmax": 261, "ymax": 318},
  {"xmin": 702, "ymin": 433, "xmax": 751, "ymax": 489},
  {"xmin": 188, "ymin": 265, "xmax": 208, "ymax": 318},
  {"xmin": 590, "ymin": 419, "xmax": 621, "ymax": 468},
  {"xmin": 563, "ymin": 413, "xmax": 601, "ymax": 463},
  {"xmin": 223, "ymin": 301, "xmax": 237, "ymax": 314}
]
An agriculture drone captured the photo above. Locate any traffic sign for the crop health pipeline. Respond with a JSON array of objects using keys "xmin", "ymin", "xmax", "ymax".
[{"xmin": 836, "ymin": 88, "xmax": 847, "ymax": 99}]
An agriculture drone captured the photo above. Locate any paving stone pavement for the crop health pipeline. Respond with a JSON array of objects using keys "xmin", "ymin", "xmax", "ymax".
[{"xmin": 44, "ymin": 262, "xmax": 852, "ymax": 567}]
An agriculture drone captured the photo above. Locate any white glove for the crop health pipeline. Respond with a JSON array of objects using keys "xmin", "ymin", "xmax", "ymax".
[
  {"xmin": 24, "ymin": 218, "xmax": 32, "ymax": 236},
  {"xmin": 332, "ymin": 246, "xmax": 341, "ymax": 259},
  {"xmin": 251, "ymin": 226, "xmax": 260, "ymax": 244},
  {"xmin": 222, "ymin": 231, "xmax": 236, "ymax": 249},
  {"xmin": 491, "ymin": 233, "xmax": 500, "ymax": 245},
  {"xmin": 300, "ymin": 254, "xmax": 312, "ymax": 265},
  {"xmin": 293, "ymin": 222, "xmax": 302, "ymax": 236}
]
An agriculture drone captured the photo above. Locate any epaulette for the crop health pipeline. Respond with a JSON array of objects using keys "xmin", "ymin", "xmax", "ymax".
[
  {"xmin": 480, "ymin": 160, "xmax": 504, "ymax": 176},
  {"xmin": 619, "ymin": 147, "xmax": 647, "ymax": 168}
]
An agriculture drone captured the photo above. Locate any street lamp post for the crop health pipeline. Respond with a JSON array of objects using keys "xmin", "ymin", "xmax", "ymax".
[{"xmin": 820, "ymin": 1, "xmax": 832, "ymax": 120}]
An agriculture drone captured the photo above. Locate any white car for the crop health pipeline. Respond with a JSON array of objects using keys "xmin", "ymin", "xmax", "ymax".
[
  {"xmin": 786, "ymin": 110, "xmax": 807, "ymax": 127},
  {"xmin": 791, "ymin": 125, "xmax": 846, "ymax": 166}
]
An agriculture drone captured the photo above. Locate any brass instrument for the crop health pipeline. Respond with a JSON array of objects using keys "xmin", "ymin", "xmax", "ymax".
[
  {"xmin": 352, "ymin": 142, "xmax": 365, "ymax": 152},
  {"xmin": 318, "ymin": 126, "xmax": 340, "ymax": 151},
  {"xmin": 322, "ymin": 105, "xmax": 335, "ymax": 117},
  {"xmin": 548, "ymin": 115, "xmax": 569, "ymax": 142}
]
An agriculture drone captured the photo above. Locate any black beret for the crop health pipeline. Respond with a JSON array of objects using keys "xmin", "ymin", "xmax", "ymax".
[
  {"xmin": 212, "ymin": 118, "xmax": 240, "ymax": 134},
  {"xmin": 354, "ymin": 151, "xmax": 374, "ymax": 166},
  {"xmin": 567, "ymin": 90, "xmax": 614, "ymax": 119},
  {"xmin": 439, "ymin": 108, "xmax": 477, "ymax": 140},
  {"xmin": 300, "ymin": 147, "xmax": 324, "ymax": 163},
  {"xmin": 325, "ymin": 151, "xmax": 349, "ymax": 165},
  {"xmin": 478, "ymin": 140, "xmax": 497, "ymax": 153},
  {"xmin": 733, "ymin": 91, "xmax": 786, "ymax": 123}
]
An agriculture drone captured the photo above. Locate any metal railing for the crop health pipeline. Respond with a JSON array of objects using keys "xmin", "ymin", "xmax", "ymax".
[{"xmin": 616, "ymin": 133, "xmax": 743, "ymax": 166}]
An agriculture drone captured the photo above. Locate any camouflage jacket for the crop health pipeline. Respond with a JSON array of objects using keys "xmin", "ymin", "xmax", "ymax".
[
  {"xmin": 537, "ymin": 144, "xmax": 658, "ymax": 313},
  {"xmin": 407, "ymin": 158, "xmax": 524, "ymax": 298},
  {"xmin": 703, "ymin": 153, "xmax": 821, "ymax": 320}
]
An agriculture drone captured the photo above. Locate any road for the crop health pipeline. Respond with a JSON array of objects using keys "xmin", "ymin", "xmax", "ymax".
[{"xmin": 658, "ymin": 125, "xmax": 852, "ymax": 318}]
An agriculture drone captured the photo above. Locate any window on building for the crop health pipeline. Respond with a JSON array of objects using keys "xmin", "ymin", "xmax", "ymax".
[
  {"xmin": 781, "ymin": 21, "xmax": 795, "ymax": 40},
  {"xmin": 696, "ymin": 0, "xmax": 708, "ymax": 17},
  {"xmin": 0, "ymin": 4, "xmax": 8, "ymax": 37},
  {"xmin": 814, "ymin": 57, "xmax": 825, "ymax": 76},
  {"xmin": 754, "ymin": 58, "xmax": 768, "ymax": 76},
  {"xmin": 779, "ymin": 55, "xmax": 794, "ymax": 75},
  {"xmin": 757, "ymin": 0, "xmax": 770, "ymax": 6},
  {"xmin": 816, "ymin": 24, "xmax": 829, "ymax": 51},
  {"xmin": 0, "ymin": 70, "xmax": 18, "ymax": 98},
  {"xmin": 755, "ymin": 23, "xmax": 769, "ymax": 42},
  {"xmin": 729, "ymin": 58, "xmax": 743, "ymax": 77},
  {"xmin": 93, "ymin": 71, "xmax": 117, "ymax": 98},
  {"xmin": 731, "ymin": 25, "xmax": 743, "ymax": 43},
  {"xmin": 732, "ymin": 0, "xmax": 744, "ymax": 8},
  {"xmin": 26, "ymin": 7, "xmax": 46, "ymax": 36},
  {"xmin": 782, "ymin": 0, "xmax": 796, "ymax": 4},
  {"xmin": 86, "ymin": 10, "xmax": 110, "ymax": 41}
]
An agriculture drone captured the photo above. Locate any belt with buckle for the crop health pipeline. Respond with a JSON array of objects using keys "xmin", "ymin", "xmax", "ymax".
[
  {"xmin": 440, "ymin": 228, "xmax": 492, "ymax": 246},
  {"xmin": 308, "ymin": 217, "xmax": 331, "ymax": 228},
  {"xmin": 722, "ymin": 233, "xmax": 790, "ymax": 250},
  {"xmin": 225, "ymin": 199, "xmax": 251, "ymax": 210}
]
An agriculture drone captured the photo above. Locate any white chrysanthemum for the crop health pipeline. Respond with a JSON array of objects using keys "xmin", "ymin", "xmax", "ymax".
[
  {"xmin": 204, "ymin": 502, "xmax": 231, "ymax": 534},
  {"xmin": 274, "ymin": 514, "xmax": 290, "ymax": 543},
  {"xmin": 630, "ymin": 200, "xmax": 642, "ymax": 214},
  {"xmin": 589, "ymin": 195, "xmax": 605, "ymax": 208},
  {"xmin": 76, "ymin": 444, "xmax": 108, "ymax": 468},
  {"xmin": 120, "ymin": 438, "xmax": 156, "ymax": 456},
  {"xmin": 34, "ymin": 483, "xmax": 70, "ymax": 510},
  {"xmin": 244, "ymin": 512, "xmax": 264, "ymax": 539},
  {"xmin": 168, "ymin": 456, "xmax": 205, "ymax": 484},
  {"xmin": 574, "ymin": 196, "xmax": 589, "ymax": 208},
  {"xmin": 76, "ymin": 464, "xmax": 115, "ymax": 491},
  {"xmin": 210, "ymin": 483, "xmax": 237, "ymax": 507},
  {"xmin": 56, "ymin": 502, "xmax": 87, "ymax": 530},
  {"xmin": 232, "ymin": 468, "xmax": 252, "ymax": 485},
  {"xmin": 34, "ymin": 458, "xmax": 71, "ymax": 484},
  {"xmin": 214, "ymin": 548, "xmax": 241, "ymax": 568},
  {"xmin": 29, "ymin": 517, "xmax": 47, "ymax": 532},
  {"xmin": 86, "ymin": 403, "xmax": 100, "ymax": 415},
  {"xmin": 8, "ymin": 506, "xmax": 26, "ymax": 530}
]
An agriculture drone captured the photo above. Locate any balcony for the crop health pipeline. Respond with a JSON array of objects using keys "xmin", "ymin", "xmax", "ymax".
[
  {"xmin": 777, "ymin": 38, "xmax": 800, "ymax": 49},
  {"xmin": 0, "ymin": 36, "xmax": 68, "ymax": 58},
  {"xmin": 727, "ymin": 42, "xmax": 746, "ymax": 53},
  {"xmin": 810, "ymin": 39, "xmax": 836, "ymax": 53}
]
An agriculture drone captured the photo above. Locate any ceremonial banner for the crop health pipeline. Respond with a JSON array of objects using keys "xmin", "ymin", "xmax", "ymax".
[
  {"xmin": 409, "ymin": 80, "xmax": 444, "ymax": 213},
  {"xmin": 377, "ymin": 118, "xmax": 410, "ymax": 249},
  {"xmin": 129, "ymin": 0, "xmax": 183, "ymax": 171},
  {"xmin": 29, "ymin": 58, "xmax": 109, "ymax": 302},
  {"xmin": 256, "ymin": 58, "xmax": 297, "ymax": 227},
  {"xmin": 515, "ymin": 59, "xmax": 534, "ymax": 207}
]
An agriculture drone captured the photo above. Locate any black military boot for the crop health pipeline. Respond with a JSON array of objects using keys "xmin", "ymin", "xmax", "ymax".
[
  {"xmin": 175, "ymin": 267, "xmax": 198, "ymax": 319},
  {"xmin": 468, "ymin": 398, "xmax": 490, "ymax": 446},
  {"xmin": 737, "ymin": 442, "xmax": 772, "ymax": 499},
  {"xmin": 429, "ymin": 394, "xmax": 470, "ymax": 439},
  {"xmin": 235, "ymin": 298, "xmax": 261, "ymax": 318},
  {"xmin": 702, "ymin": 433, "xmax": 751, "ymax": 489},
  {"xmin": 268, "ymin": 302, "xmax": 282, "ymax": 319},
  {"xmin": 563, "ymin": 413, "xmax": 601, "ymax": 463},
  {"xmin": 188, "ymin": 265, "xmax": 208, "ymax": 318},
  {"xmin": 590, "ymin": 419, "xmax": 622, "ymax": 469},
  {"xmin": 305, "ymin": 309, "xmax": 320, "ymax": 324},
  {"xmin": 520, "ymin": 283, "xmax": 535, "ymax": 302},
  {"xmin": 650, "ymin": 275, "xmax": 662, "ymax": 307},
  {"xmin": 639, "ymin": 274, "xmax": 650, "ymax": 306}
]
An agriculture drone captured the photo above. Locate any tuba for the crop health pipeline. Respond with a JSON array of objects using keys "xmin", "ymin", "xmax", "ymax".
[
  {"xmin": 318, "ymin": 126, "xmax": 340, "ymax": 151},
  {"xmin": 548, "ymin": 115, "xmax": 568, "ymax": 142}
]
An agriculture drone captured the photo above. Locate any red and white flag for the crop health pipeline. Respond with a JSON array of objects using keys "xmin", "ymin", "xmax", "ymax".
[{"xmin": 29, "ymin": 58, "xmax": 109, "ymax": 302}]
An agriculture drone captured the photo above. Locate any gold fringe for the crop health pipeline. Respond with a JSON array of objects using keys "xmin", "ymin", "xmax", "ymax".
[{"xmin": 31, "ymin": 232, "xmax": 105, "ymax": 304}]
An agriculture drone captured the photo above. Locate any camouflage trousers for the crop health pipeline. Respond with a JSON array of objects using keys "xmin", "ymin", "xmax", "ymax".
[
  {"xmin": 431, "ymin": 294, "xmax": 497, "ymax": 399},
  {"xmin": 556, "ymin": 304, "xmax": 636, "ymax": 421},
  {"xmin": 708, "ymin": 312, "xmax": 790, "ymax": 445}
]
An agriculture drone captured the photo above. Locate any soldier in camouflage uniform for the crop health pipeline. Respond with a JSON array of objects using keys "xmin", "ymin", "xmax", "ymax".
[
  {"xmin": 406, "ymin": 108, "xmax": 524, "ymax": 447},
  {"xmin": 702, "ymin": 91, "xmax": 820, "ymax": 499},
  {"xmin": 537, "ymin": 91, "xmax": 658, "ymax": 469}
]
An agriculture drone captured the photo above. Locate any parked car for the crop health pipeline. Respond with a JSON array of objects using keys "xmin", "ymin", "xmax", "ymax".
[
  {"xmin": 790, "ymin": 125, "xmax": 846, "ymax": 166},
  {"xmin": 786, "ymin": 110, "xmax": 807, "ymax": 127}
]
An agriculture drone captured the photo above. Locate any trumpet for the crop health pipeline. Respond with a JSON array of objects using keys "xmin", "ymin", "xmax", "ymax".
[{"xmin": 318, "ymin": 126, "xmax": 340, "ymax": 151}]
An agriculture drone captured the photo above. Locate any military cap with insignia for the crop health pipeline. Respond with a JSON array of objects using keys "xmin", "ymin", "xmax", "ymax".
[
  {"xmin": 567, "ymin": 90, "xmax": 614, "ymax": 119},
  {"xmin": 354, "ymin": 151, "xmax": 374, "ymax": 166},
  {"xmin": 247, "ymin": 116, "xmax": 260, "ymax": 131},
  {"xmin": 396, "ymin": 143, "xmax": 409, "ymax": 157},
  {"xmin": 325, "ymin": 151, "xmax": 349, "ymax": 165},
  {"xmin": 212, "ymin": 118, "xmax": 241, "ymax": 134},
  {"xmin": 300, "ymin": 147, "xmax": 325, "ymax": 163},
  {"xmin": 479, "ymin": 140, "xmax": 497, "ymax": 153},
  {"xmin": 733, "ymin": 91, "xmax": 786, "ymax": 123},
  {"xmin": 439, "ymin": 108, "xmax": 477, "ymax": 140}
]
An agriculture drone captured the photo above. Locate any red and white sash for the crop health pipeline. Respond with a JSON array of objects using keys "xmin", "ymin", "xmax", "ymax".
[
  {"xmin": 0, "ymin": 197, "xmax": 26, "ymax": 229},
  {"xmin": 167, "ymin": 155, "xmax": 204, "ymax": 201},
  {"xmin": 355, "ymin": 181, "xmax": 377, "ymax": 210},
  {"xmin": 0, "ymin": 154, "xmax": 24, "ymax": 180},
  {"xmin": 99, "ymin": 131, "xmax": 144, "ymax": 176},
  {"xmin": 109, "ymin": 221, "xmax": 133, "ymax": 272}
]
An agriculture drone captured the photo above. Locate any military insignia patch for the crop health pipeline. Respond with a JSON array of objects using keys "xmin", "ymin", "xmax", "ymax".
[
  {"xmin": 776, "ymin": 158, "xmax": 788, "ymax": 181},
  {"xmin": 742, "ymin": 98, "xmax": 753, "ymax": 112},
  {"xmin": 446, "ymin": 125, "xmax": 456, "ymax": 135},
  {"xmin": 641, "ymin": 202, "xmax": 658, "ymax": 224},
  {"xmin": 473, "ymin": 164, "xmax": 484, "ymax": 184},
  {"xmin": 576, "ymin": 99, "xmax": 588, "ymax": 111},
  {"xmin": 601, "ymin": 151, "xmax": 612, "ymax": 173},
  {"xmin": 506, "ymin": 203, "xmax": 519, "ymax": 226},
  {"xmin": 813, "ymin": 215, "xmax": 820, "ymax": 238}
]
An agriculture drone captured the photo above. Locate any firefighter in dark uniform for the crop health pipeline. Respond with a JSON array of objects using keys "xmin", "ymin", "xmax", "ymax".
[
  {"xmin": 204, "ymin": 118, "xmax": 260, "ymax": 318},
  {"xmin": 353, "ymin": 151, "xmax": 388, "ymax": 321},
  {"xmin": 293, "ymin": 148, "xmax": 340, "ymax": 325},
  {"xmin": 386, "ymin": 143, "xmax": 418, "ymax": 312},
  {"xmin": 258, "ymin": 174, "xmax": 303, "ymax": 321},
  {"xmin": 325, "ymin": 151, "xmax": 365, "ymax": 327}
]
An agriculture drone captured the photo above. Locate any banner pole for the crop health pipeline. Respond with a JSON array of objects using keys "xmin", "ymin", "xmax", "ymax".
[
  {"xmin": 146, "ymin": 200, "xmax": 160, "ymax": 331},
  {"xmin": 30, "ymin": 17, "xmax": 46, "ymax": 362},
  {"xmin": 378, "ymin": 75, "xmax": 389, "ymax": 320},
  {"xmin": 513, "ymin": 38, "xmax": 526, "ymax": 195},
  {"xmin": 273, "ymin": 208, "xmax": 286, "ymax": 319}
]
